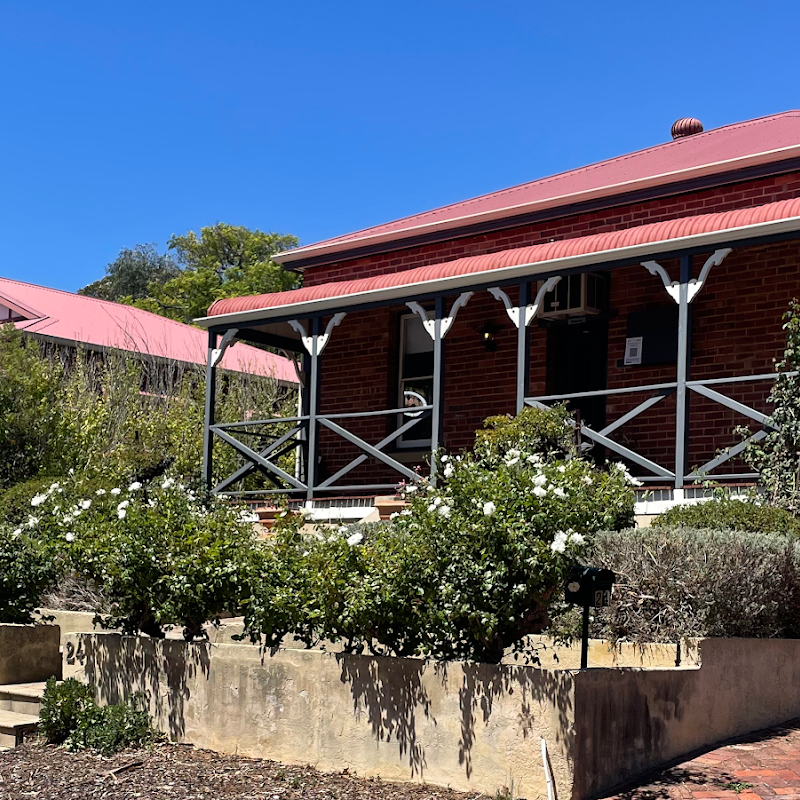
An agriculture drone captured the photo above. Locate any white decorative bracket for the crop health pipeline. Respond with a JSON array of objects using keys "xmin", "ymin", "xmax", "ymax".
[
  {"xmin": 288, "ymin": 312, "xmax": 347, "ymax": 355},
  {"xmin": 488, "ymin": 276, "xmax": 561, "ymax": 328},
  {"xmin": 642, "ymin": 248, "xmax": 732, "ymax": 304},
  {"xmin": 406, "ymin": 292, "xmax": 473, "ymax": 340},
  {"xmin": 210, "ymin": 327, "xmax": 239, "ymax": 368}
]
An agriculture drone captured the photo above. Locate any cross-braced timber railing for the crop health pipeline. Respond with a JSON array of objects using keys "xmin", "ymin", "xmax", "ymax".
[
  {"xmin": 209, "ymin": 404, "xmax": 433, "ymax": 498},
  {"xmin": 527, "ymin": 371, "xmax": 787, "ymax": 488}
]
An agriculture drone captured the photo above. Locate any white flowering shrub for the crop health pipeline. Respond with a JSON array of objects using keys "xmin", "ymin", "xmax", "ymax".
[
  {"xmin": 242, "ymin": 407, "xmax": 635, "ymax": 663},
  {"xmin": 27, "ymin": 475, "xmax": 258, "ymax": 639},
  {"xmin": 0, "ymin": 523, "xmax": 60, "ymax": 623}
]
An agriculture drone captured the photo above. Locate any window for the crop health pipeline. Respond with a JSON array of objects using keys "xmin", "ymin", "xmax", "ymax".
[{"xmin": 397, "ymin": 313, "xmax": 433, "ymax": 448}]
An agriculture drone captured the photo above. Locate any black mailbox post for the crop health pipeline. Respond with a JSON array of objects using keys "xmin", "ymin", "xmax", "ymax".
[{"xmin": 565, "ymin": 565, "xmax": 616, "ymax": 668}]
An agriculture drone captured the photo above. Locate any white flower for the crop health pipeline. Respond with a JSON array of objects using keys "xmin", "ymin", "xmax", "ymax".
[
  {"xmin": 110, "ymin": 488, "xmax": 121, "ymax": 496},
  {"xmin": 506, "ymin": 457, "xmax": 520, "ymax": 466},
  {"xmin": 27, "ymin": 515, "xmax": 39, "ymax": 528},
  {"xmin": 405, "ymin": 485, "xmax": 417, "ymax": 494},
  {"xmin": 79, "ymin": 499, "xmax": 91, "ymax": 510},
  {"xmin": 117, "ymin": 508, "xmax": 127, "ymax": 519},
  {"xmin": 557, "ymin": 465, "xmax": 566, "ymax": 473},
  {"xmin": 338, "ymin": 525, "xmax": 349, "ymax": 533},
  {"xmin": 443, "ymin": 464, "xmax": 454, "ymax": 478},
  {"xmin": 68, "ymin": 468, "xmax": 74, "ymax": 475},
  {"xmin": 526, "ymin": 454, "xmax": 542, "ymax": 464},
  {"xmin": 389, "ymin": 512, "xmax": 400, "ymax": 520},
  {"xmin": 482, "ymin": 501, "xmax": 496, "ymax": 517},
  {"xmin": 161, "ymin": 478, "xmax": 175, "ymax": 489},
  {"xmin": 533, "ymin": 474, "xmax": 547, "ymax": 487},
  {"xmin": 506, "ymin": 448, "xmax": 521, "ymax": 459},
  {"xmin": 550, "ymin": 531, "xmax": 568, "ymax": 553},
  {"xmin": 347, "ymin": 532, "xmax": 364, "ymax": 546},
  {"xmin": 65, "ymin": 532, "xmax": 76, "ymax": 543},
  {"xmin": 427, "ymin": 503, "xmax": 437, "ymax": 513},
  {"xmin": 400, "ymin": 508, "xmax": 412, "ymax": 516},
  {"xmin": 569, "ymin": 532, "xmax": 585, "ymax": 545},
  {"xmin": 433, "ymin": 497, "xmax": 442, "ymax": 507},
  {"xmin": 552, "ymin": 487, "xmax": 566, "ymax": 498},
  {"xmin": 440, "ymin": 454, "xmax": 449, "ymax": 463},
  {"xmin": 438, "ymin": 504, "xmax": 451, "ymax": 518},
  {"xmin": 533, "ymin": 486, "xmax": 547, "ymax": 498},
  {"xmin": 95, "ymin": 489, "xmax": 106, "ymax": 496},
  {"xmin": 49, "ymin": 482, "xmax": 60, "ymax": 491},
  {"xmin": 117, "ymin": 500, "xmax": 130, "ymax": 510},
  {"xmin": 128, "ymin": 481, "xmax": 142, "ymax": 491},
  {"xmin": 12, "ymin": 528, "xmax": 22, "ymax": 538},
  {"xmin": 583, "ymin": 475, "xmax": 593, "ymax": 485},
  {"xmin": 31, "ymin": 493, "xmax": 48, "ymax": 507}
]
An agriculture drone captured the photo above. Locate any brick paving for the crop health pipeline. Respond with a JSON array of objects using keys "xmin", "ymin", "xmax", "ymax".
[{"xmin": 605, "ymin": 721, "xmax": 800, "ymax": 800}]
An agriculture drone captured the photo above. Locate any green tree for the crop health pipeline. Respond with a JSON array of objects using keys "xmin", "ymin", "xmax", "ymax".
[
  {"xmin": 131, "ymin": 224, "xmax": 300, "ymax": 323},
  {"xmin": 78, "ymin": 244, "xmax": 178, "ymax": 302}
]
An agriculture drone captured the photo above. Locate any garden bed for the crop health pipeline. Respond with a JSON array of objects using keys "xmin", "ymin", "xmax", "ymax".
[{"xmin": 0, "ymin": 742, "xmax": 482, "ymax": 800}]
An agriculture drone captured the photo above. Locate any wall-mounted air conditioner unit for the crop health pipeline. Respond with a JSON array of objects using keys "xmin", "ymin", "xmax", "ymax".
[{"xmin": 538, "ymin": 273, "xmax": 609, "ymax": 319}]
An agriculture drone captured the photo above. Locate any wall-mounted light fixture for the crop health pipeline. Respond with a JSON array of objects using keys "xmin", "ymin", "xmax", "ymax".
[{"xmin": 479, "ymin": 321, "xmax": 501, "ymax": 352}]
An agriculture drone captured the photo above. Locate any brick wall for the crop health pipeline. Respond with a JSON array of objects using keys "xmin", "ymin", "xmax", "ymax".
[{"xmin": 309, "ymin": 173, "xmax": 800, "ymax": 490}]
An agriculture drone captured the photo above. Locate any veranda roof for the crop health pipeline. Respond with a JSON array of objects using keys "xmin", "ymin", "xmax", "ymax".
[{"xmin": 199, "ymin": 196, "xmax": 800, "ymax": 327}]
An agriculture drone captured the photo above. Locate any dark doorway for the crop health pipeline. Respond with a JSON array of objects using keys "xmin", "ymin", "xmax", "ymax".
[{"xmin": 546, "ymin": 318, "xmax": 609, "ymax": 435}]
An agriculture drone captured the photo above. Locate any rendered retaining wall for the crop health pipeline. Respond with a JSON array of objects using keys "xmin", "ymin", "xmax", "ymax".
[
  {"xmin": 62, "ymin": 633, "xmax": 800, "ymax": 800},
  {"xmin": 0, "ymin": 624, "xmax": 61, "ymax": 683}
]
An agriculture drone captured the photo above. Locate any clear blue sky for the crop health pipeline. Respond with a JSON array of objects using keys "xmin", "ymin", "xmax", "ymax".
[{"xmin": 1, "ymin": 1, "xmax": 799, "ymax": 292}]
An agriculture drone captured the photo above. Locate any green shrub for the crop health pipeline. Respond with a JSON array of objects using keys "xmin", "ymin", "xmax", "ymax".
[
  {"xmin": 652, "ymin": 497, "xmax": 800, "ymax": 534},
  {"xmin": 243, "ymin": 406, "xmax": 636, "ymax": 663},
  {"xmin": 739, "ymin": 300, "xmax": 800, "ymax": 513},
  {"xmin": 0, "ymin": 476, "xmax": 62, "ymax": 525},
  {"xmin": 30, "ymin": 475, "xmax": 258, "ymax": 639},
  {"xmin": 0, "ymin": 325, "xmax": 292, "ymax": 493},
  {"xmin": 39, "ymin": 676, "xmax": 160, "ymax": 754},
  {"xmin": 65, "ymin": 697, "xmax": 160, "ymax": 755},
  {"xmin": 0, "ymin": 526, "xmax": 60, "ymax": 623},
  {"xmin": 475, "ymin": 404, "xmax": 577, "ymax": 462},
  {"xmin": 39, "ymin": 677, "xmax": 95, "ymax": 745},
  {"xmin": 585, "ymin": 527, "xmax": 800, "ymax": 643}
]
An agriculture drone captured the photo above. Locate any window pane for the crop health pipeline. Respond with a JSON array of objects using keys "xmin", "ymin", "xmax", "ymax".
[
  {"xmin": 403, "ymin": 351, "xmax": 434, "ymax": 379},
  {"xmin": 403, "ymin": 315, "xmax": 433, "ymax": 355}
]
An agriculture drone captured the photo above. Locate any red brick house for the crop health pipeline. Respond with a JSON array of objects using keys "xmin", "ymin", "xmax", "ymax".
[{"xmin": 197, "ymin": 111, "xmax": 800, "ymax": 513}]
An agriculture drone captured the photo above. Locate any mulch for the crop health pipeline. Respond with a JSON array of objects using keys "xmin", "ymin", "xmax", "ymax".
[{"xmin": 0, "ymin": 742, "xmax": 484, "ymax": 800}]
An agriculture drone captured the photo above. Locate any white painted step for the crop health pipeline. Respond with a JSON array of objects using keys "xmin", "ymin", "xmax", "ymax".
[{"xmin": 0, "ymin": 709, "xmax": 39, "ymax": 748}]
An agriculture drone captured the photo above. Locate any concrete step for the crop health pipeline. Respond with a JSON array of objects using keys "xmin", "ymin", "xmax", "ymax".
[
  {"xmin": 0, "ymin": 709, "xmax": 39, "ymax": 748},
  {"xmin": 0, "ymin": 682, "xmax": 48, "ymax": 716}
]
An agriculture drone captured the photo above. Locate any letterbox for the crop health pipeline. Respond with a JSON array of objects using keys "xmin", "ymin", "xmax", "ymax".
[{"xmin": 565, "ymin": 565, "xmax": 616, "ymax": 609}]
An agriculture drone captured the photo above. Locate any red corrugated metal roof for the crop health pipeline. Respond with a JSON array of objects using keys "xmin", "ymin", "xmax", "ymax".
[
  {"xmin": 207, "ymin": 196, "xmax": 800, "ymax": 319},
  {"xmin": 0, "ymin": 277, "xmax": 297, "ymax": 383},
  {"xmin": 276, "ymin": 111, "xmax": 800, "ymax": 265}
]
